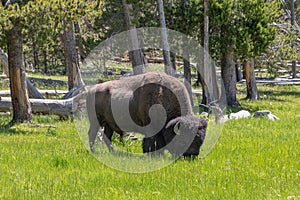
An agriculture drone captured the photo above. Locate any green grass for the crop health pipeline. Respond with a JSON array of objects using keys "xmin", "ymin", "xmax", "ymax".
[{"xmin": 0, "ymin": 85, "xmax": 300, "ymax": 199}]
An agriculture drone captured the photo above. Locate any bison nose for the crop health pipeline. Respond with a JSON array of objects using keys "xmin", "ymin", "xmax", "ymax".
[
  {"xmin": 183, "ymin": 154, "xmax": 198, "ymax": 160},
  {"xmin": 183, "ymin": 149, "xmax": 200, "ymax": 158}
]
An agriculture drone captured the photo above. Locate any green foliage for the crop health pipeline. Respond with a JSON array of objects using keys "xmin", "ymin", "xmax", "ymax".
[
  {"xmin": 236, "ymin": 0, "xmax": 281, "ymax": 58},
  {"xmin": 78, "ymin": 0, "xmax": 126, "ymax": 55},
  {"xmin": 0, "ymin": 0, "xmax": 103, "ymax": 74},
  {"xmin": 256, "ymin": 25, "xmax": 300, "ymax": 75},
  {"xmin": 0, "ymin": 85, "xmax": 299, "ymax": 199},
  {"xmin": 0, "ymin": 0, "xmax": 295, "ymax": 76},
  {"xmin": 210, "ymin": 0, "xmax": 282, "ymax": 60},
  {"xmin": 154, "ymin": 0, "xmax": 204, "ymax": 45}
]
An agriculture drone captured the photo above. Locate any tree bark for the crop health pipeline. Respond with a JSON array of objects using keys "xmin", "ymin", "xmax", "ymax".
[
  {"xmin": 157, "ymin": 0, "xmax": 173, "ymax": 76},
  {"xmin": 221, "ymin": 50, "xmax": 240, "ymax": 107},
  {"xmin": 0, "ymin": 48, "xmax": 9, "ymax": 76},
  {"xmin": 32, "ymin": 40, "xmax": 39, "ymax": 70},
  {"xmin": 202, "ymin": 0, "xmax": 210, "ymax": 105},
  {"xmin": 6, "ymin": 23, "xmax": 32, "ymax": 123},
  {"xmin": 61, "ymin": 20, "xmax": 84, "ymax": 90},
  {"xmin": 203, "ymin": 0, "xmax": 209, "ymax": 56},
  {"xmin": 74, "ymin": 21, "xmax": 86, "ymax": 63},
  {"xmin": 291, "ymin": 0, "xmax": 297, "ymax": 78},
  {"xmin": 235, "ymin": 63, "xmax": 242, "ymax": 82},
  {"xmin": 170, "ymin": 51, "xmax": 176, "ymax": 72},
  {"xmin": 244, "ymin": 59, "xmax": 259, "ymax": 100},
  {"xmin": 183, "ymin": 58, "xmax": 193, "ymax": 106},
  {"xmin": 43, "ymin": 49, "xmax": 48, "ymax": 74},
  {"xmin": 199, "ymin": 0, "xmax": 219, "ymax": 105},
  {"xmin": 122, "ymin": 0, "xmax": 146, "ymax": 75},
  {"xmin": 291, "ymin": 60, "xmax": 297, "ymax": 78},
  {"xmin": 168, "ymin": 1, "xmax": 176, "ymax": 72}
]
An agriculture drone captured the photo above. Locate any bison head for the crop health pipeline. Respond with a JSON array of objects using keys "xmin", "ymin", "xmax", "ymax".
[{"xmin": 165, "ymin": 115, "xmax": 207, "ymax": 157}]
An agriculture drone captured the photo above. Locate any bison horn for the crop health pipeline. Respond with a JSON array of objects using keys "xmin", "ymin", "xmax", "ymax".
[
  {"xmin": 174, "ymin": 121, "xmax": 180, "ymax": 135},
  {"xmin": 166, "ymin": 117, "xmax": 183, "ymax": 135},
  {"xmin": 166, "ymin": 117, "xmax": 182, "ymax": 129}
]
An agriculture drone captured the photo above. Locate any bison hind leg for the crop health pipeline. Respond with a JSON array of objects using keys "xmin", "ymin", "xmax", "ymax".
[
  {"xmin": 88, "ymin": 122, "xmax": 100, "ymax": 153},
  {"xmin": 103, "ymin": 125, "xmax": 115, "ymax": 152}
]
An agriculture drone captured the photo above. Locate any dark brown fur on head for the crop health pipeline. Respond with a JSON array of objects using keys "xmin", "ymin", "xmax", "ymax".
[{"xmin": 164, "ymin": 115, "xmax": 207, "ymax": 157}]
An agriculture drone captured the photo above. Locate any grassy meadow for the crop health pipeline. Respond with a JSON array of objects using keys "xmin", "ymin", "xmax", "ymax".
[{"xmin": 0, "ymin": 80, "xmax": 300, "ymax": 199}]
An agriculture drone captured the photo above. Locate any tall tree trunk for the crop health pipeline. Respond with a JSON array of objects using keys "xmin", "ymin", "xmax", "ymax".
[
  {"xmin": 291, "ymin": 0, "xmax": 297, "ymax": 78},
  {"xmin": 221, "ymin": 50, "xmax": 240, "ymax": 107},
  {"xmin": 199, "ymin": 0, "xmax": 219, "ymax": 105},
  {"xmin": 43, "ymin": 49, "xmax": 48, "ymax": 74},
  {"xmin": 181, "ymin": 0, "xmax": 192, "ymax": 103},
  {"xmin": 74, "ymin": 22, "xmax": 86, "ymax": 63},
  {"xmin": 0, "ymin": 48, "xmax": 9, "ymax": 76},
  {"xmin": 203, "ymin": 0, "xmax": 209, "ymax": 56},
  {"xmin": 183, "ymin": 58, "xmax": 193, "ymax": 106},
  {"xmin": 244, "ymin": 59, "xmax": 259, "ymax": 100},
  {"xmin": 235, "ymin": 63, "xmax": 242, "ymax": 82},
  {"xmin": 61, "ymin": 20, "xmax": 84, "ymax": 90},
  {"xmin": 291, "ymin": 60, "xmax": 297, "ymax": 78},
  {"xmin": 122, "ymin": 0, "xmax": 146, "ymax": 75},
  {"xmin": 6, "ymin": 23, "xmax": 32, "ymax": 123},
  {"xmin": 157, "ymin": 0, "xmax": 173, "ymax": 76},
  {"xmin": 198, "ymin": 72, "xmax": 208, "ymax": 105},
  {"xmin": 202, "ymin": 0, "xmax": 210, "ymax": 105},
  {"xmin": 32, "ymin": 40, "xmax": 39, "ymax": 70},
  {"xmin": 170, "ymin": 51, "xmax": 176, "ymax": 72},
  {"xmin": 168, "ymin": 1, "xmax": 176, "ymax": 72}
]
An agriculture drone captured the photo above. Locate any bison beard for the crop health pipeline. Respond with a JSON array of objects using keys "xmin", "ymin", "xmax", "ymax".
[{"xmin": 86, "ymin": 72, "xmax": 207, "ymax": 157}]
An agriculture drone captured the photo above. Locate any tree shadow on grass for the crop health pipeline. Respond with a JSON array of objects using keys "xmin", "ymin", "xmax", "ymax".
[
  {"xmin": 0, "ymin": 126, "xmax": 28, "ymax": 135},
  {"xmin": 0, "ymin": 120, "xmax": 57, "ymax": 136},
  {"xmin": 264, "ymin": 90, "xmax": 300, "ymax": 98},
  {"xmin": 239, "ymin": 89, "xmax": 298, "ymax": 103},
  {"xmin": 0, "ymin": 113, "xmax": 59, "ymax": 136},
  {"xmin": 259, "ymin": 89, "xmax": 300, "ymax": 103}
]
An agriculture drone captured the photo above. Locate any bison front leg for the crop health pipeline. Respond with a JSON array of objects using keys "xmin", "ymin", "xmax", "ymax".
[
  {"xmin": 154, "ymin": 133, "xmax": 166, "ymax": 155},
  {"xmin": 142, "ymin": 137, "xmax": 155, "ymax": 154},
  {"xmin": 142, "ymin": 134, "xmax": 166, "ymax": 156},
  {"xmin": 103, "ymin": 125, "xmax": 115, "ymax": 152}
]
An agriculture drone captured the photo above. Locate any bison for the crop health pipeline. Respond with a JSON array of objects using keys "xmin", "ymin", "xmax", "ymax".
[{"xmin": 86, "ymin": 72, "xmax": 207, "ymax": 157}]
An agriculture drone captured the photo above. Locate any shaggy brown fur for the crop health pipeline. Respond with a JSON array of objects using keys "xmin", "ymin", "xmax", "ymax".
[{"xmin": 86, "ymin": 72, "xmax": 207, "ymax": 156}]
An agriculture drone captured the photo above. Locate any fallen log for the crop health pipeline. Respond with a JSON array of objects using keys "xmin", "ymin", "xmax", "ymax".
[
  {"xmin": 0, "ymin": 92, "xmax": 86, "ymax": 117},
  {"xmin": 26, "ymin": 78, "xmax": 45, "ymax": 99},
  {"xmin": 0, "ymin": 90, "xmax": 68, "ymax": 97},
  {"xmin": 240, "ymin": 79, "xmax": 300, "ymax": 85},
  {"xmin": 27, "ymin": 77, "xmax": 66, "ymax": 86}
]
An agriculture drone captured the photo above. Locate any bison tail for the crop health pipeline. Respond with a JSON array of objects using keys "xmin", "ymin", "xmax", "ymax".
[{"xmin": 86, "ymin": 89, "xmax": 100, "ymax": 152}]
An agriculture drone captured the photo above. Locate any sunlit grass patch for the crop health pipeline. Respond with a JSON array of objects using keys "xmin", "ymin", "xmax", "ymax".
[{"xmin": 0, "ymin": 85, "xmax": 299, "ymax": 199}]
